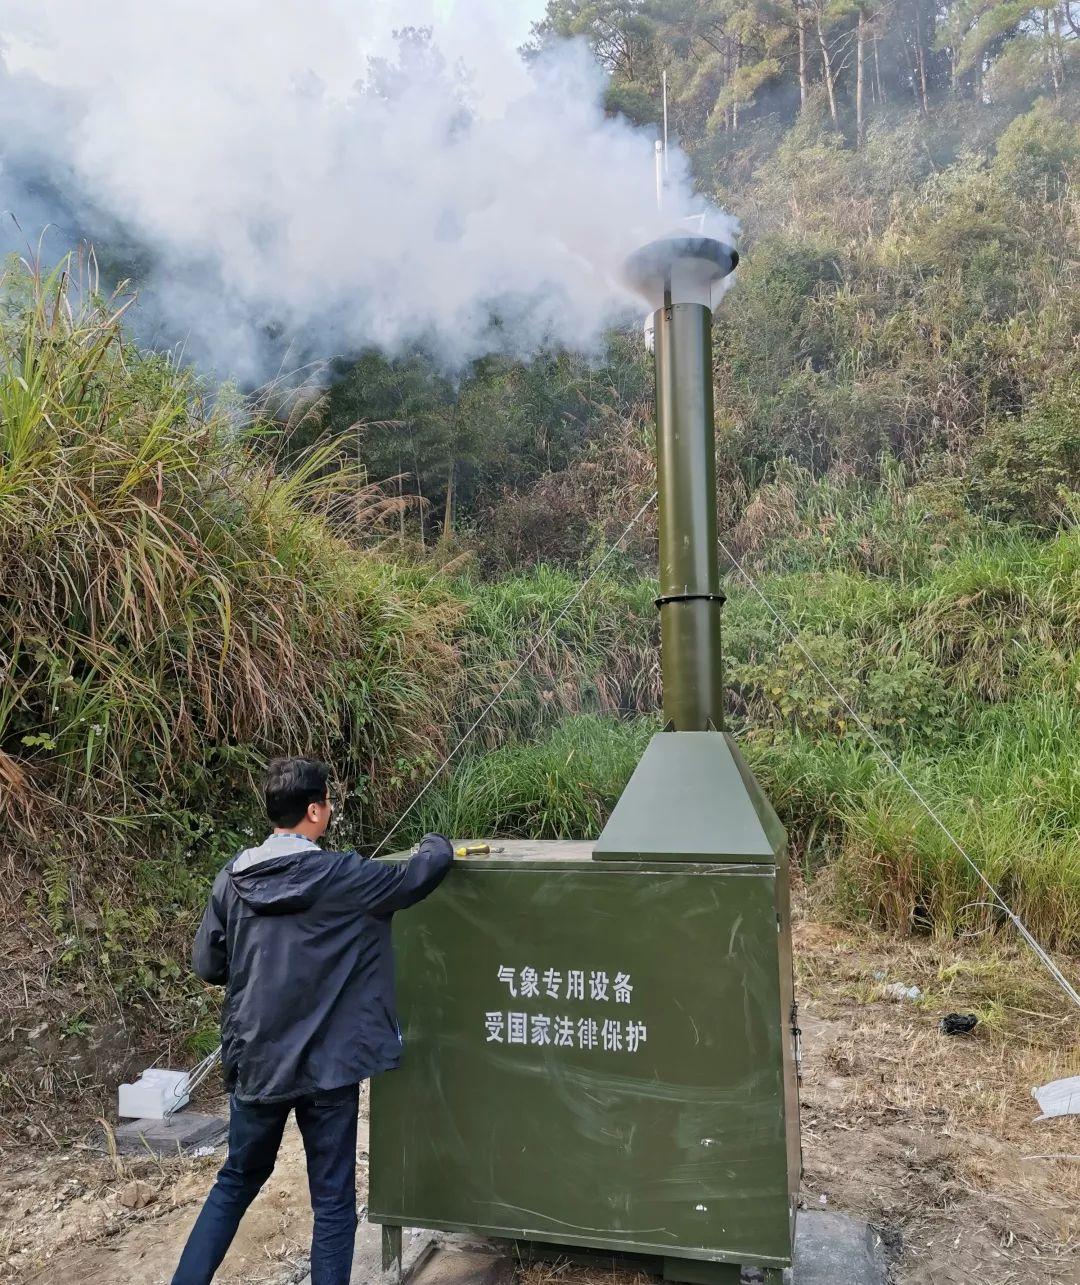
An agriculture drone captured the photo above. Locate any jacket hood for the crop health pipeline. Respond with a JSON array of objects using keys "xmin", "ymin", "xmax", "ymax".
[{"xmin": 229, "ymin": 834, "xmax": 334, "ymax": 914}]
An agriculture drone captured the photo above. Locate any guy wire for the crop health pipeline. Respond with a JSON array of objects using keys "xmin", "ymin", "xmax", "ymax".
[
  {"xmin": 717, "ymin": 535, "xmax": 1080, "ymax": 1013},
  {"xmin": 370, "ymin": 492, "xmax": 660, "ymax": 860}
]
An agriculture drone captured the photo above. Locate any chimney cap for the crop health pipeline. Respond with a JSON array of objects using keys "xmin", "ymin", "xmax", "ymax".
[{"xmin": 624, "ymin": 235, "xmax": 739, "ymax": 312}]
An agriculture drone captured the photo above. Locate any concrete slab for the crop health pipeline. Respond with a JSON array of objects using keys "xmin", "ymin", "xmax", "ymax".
[
  {"xmin": 794, "ymin": 1211, "xmax": 887, "ymax": 1285},
  {"xmin": 112, "ymin": 1112, "xmax": 228, "ymax": 1157}
]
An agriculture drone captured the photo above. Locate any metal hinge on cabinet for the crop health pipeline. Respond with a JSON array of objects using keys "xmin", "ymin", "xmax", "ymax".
[{"xmin": 790, "ymin": 997, "xmax": 802, "ymax": 1083}]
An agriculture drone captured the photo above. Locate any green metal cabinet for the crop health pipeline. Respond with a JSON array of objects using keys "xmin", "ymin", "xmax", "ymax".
[
  {"xmin": 369, "ymin": 732, "xmax": 800, "ymax": 1282},
  {"xmin": 369, "ymin": 237, "xmax": 800, "ymax": 1280}
]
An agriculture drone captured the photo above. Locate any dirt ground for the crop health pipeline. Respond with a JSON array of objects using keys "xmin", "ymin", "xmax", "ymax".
[{"xmin": 3, "ymin": 920, "xmax": 1078, "ymax": 1285}]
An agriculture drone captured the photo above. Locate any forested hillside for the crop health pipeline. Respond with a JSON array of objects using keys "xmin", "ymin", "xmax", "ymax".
[
  {"xmin": 325, "ymin": 0, "xmax": 1078, "ymax": 546},
  {"xmin": 1, "ymin": 0, "xmax": 1077, "ymax": 1117}
]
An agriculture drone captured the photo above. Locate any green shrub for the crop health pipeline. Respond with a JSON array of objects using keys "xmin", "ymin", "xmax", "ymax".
[
  {"xmin": 969, "ymin": 384, "xmax": 1080, "ymax": 526},
  {"xmin": 452, "ymin": 565, "xmax": 659, "ymax": 749},
  {"xmin": 993, "ymin": 98, "xmax": 1080, "ymax": 199}
]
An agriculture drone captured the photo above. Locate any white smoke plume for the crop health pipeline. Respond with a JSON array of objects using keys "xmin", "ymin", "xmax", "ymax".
[{"xmin": 0, "ymin": 0, "xmax": 736, "ymax": 380}]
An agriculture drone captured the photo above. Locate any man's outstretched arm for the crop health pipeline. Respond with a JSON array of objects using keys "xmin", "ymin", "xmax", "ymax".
[{"xmin": 354, "ymin": 833, "xmax": 454, "ymax": 917}]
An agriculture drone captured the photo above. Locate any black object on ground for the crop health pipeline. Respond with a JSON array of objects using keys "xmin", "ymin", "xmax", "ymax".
[{"xmin": 939, "ymin": 1013, "xmax": 979, "ymax": 1035}]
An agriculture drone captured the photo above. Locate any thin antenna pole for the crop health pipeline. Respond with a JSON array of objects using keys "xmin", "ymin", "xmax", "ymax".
[
  {"xmin": 662, "ymin": 71, "xmax": 670, "ymax": 176},
  {"xmin": 655, "ymin": 140, "xmax": 663, "ymax": 209}
]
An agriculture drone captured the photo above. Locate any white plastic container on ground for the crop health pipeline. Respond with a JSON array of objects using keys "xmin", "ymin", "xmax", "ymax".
[{"xmin": 118, "ymin": 1068, "xmax": 191, "ymax": 1119}]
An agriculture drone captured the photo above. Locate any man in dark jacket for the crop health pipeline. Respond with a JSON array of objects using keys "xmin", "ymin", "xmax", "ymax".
[{"xmin": 171, "ymin": 757, "xmax": 454, "ymax": 1285}]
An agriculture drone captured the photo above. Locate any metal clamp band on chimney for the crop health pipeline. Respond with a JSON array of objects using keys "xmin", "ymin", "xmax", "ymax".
[
  {"xmin": 653, "ymin": 592, "xmax": 728, "ymax": 607},
  {"xmin": 624, "ymin": 236, "xmax": 739, "ymax": 732}
]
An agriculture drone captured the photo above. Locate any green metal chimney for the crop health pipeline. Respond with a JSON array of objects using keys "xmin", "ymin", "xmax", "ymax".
[
  {"xmin": 632, "ymin": 238, "xmax": 736, "ymax": 732},
  {"xmin": 369, "ymin": 236, "xmax": 800, "ymax": 1285}
]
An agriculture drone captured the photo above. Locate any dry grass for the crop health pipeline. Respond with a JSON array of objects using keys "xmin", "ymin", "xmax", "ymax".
[
  {"xmin": 795, "ymin": 920, "xmax": 1079, "ymax": 1121},
  {"xmin": 794, "ymin": 918, "xmax": 1080, "ymax": 1283},
  {"xmin": 0, "ymin": 255, "xmax": 467, "ymax": 1115},
  {"xmin": 519, "ymin": 1268, "xmax": 653, "ymax": 1284},
  {"xmin": 0, "ymin": 255, "xmax": 460, "ymax": 852}
]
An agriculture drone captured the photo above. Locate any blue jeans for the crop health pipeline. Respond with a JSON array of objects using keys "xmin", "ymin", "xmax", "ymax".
[{"xmin": 171, "ymin": 1082, "xmax": 359, "ymax": 1285}]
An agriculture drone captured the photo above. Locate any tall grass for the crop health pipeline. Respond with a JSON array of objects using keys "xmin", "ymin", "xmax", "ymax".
[
  {"xmin": 740, "ymin": 703, "xmax": 1080, "ymax": 950},
  {"xmin": 403, "ymin": 714, "xmax": 656, "ymax": 842},
  {"xmin": 0, "ymin": 257, "xmax": 458, "ymax": 860},
  {"xmin": 723, "ymin": 485, "xmax": 1080, "ymax": 950},
  {"xmin": 450, "ymin": 566, "xmax": 659, "ymax": 749}
]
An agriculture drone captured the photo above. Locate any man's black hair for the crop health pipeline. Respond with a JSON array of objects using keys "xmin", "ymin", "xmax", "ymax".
[{"xmin": 264, "ymin": 757, "xmax": 330, "ymax": 827}]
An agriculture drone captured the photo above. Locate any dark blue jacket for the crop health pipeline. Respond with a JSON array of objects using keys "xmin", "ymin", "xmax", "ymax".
[{"xmin": 192, "ymin": 832, "xmax": 453, "ymax": 1103}]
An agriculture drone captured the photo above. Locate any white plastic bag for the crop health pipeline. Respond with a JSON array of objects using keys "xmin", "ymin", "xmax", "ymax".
[{"xmin": 1032, "ymin": 1076, "xmax": 1080, "ymax": 1121}]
